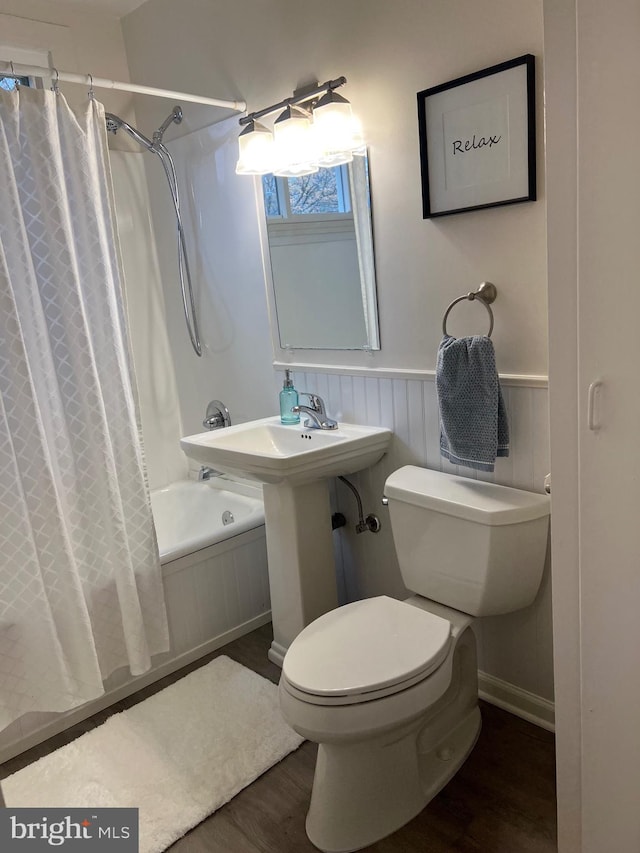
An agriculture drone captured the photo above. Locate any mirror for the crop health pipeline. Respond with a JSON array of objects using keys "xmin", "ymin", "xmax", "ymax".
[{"xmin": 261, "ymin": 155, "xmax": 380, "ymax": 350}]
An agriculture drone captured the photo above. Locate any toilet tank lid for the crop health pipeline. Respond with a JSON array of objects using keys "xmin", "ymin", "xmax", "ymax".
[{"xmin": 385, "ymin": 466, "xmax": 550, "ymax": 526}]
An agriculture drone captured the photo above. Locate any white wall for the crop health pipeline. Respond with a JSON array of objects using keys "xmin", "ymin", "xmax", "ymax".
[
  {"xmin": 0, "ymin": 0, "xmax": 134, "ymax": 121},
  {"xmin": 543, "ymin": 0, "xmax": 580, "ymax": 845},
  {"xmin": 546, "ymin": 0, "xmax": 640, "ymax": 849},
  {"xmin": 139, "ymin": 116, "xmax": 277, "ymax": 433},
  {"xmin": 121, "ymin": 0, "xmax": 553, "ymax": 710},
  {"xmin": 123, "ymin": 0, "xmax": 547, "ymax": 378}
]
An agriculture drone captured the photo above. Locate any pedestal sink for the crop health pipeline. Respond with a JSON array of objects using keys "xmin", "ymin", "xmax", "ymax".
[{"xmin": 180, "ymin": 417, "xmax": 392, "ymax": 665}]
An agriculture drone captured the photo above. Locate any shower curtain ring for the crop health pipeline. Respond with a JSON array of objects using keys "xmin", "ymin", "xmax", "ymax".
[
  {"xmin": 9, "ymin": 61, "xmax": 19, "ymax": 86},
  {"xmin": 51, "ymin": 68, "xmax": 60, "ymax": 94},
  {"xmin": 87, "ymin": 73, "xmax": 95, "ymax": 100}
]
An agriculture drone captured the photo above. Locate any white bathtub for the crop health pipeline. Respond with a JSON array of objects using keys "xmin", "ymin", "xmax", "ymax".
[
  {"xmin": 151, "ymin": 478, "xmax": 265, "ymax": 563},
  {"xmin": 148, "ymin": 478, "xmax": 270, "ymax": 671}
]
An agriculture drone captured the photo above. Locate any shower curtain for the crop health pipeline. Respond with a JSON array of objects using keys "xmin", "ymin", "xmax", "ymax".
[{"xmin": 0, "ymin": 87, "xmax": 169, "ymax": 730}]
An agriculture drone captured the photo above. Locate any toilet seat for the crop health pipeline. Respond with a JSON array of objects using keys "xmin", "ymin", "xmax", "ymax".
[{"xmin": 282, "ymin": 596, "xmax": 451, "ymax": 706}]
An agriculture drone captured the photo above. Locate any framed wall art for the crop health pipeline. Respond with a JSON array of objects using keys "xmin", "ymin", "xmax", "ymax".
[{"xmin": 417, "ymin": 54, "xmax": 536, "ymax": 218}]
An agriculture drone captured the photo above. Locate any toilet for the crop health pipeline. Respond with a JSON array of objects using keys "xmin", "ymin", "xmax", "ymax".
[{"xmin": 279, "ymin": 465, "xmax": 550, "ymax": 853}]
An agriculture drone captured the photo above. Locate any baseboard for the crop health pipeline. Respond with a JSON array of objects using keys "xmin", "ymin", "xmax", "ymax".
[
  {"xmin": 0, "ymin": 611, "xmax": 272, "ymax": 765},
  {"xmin": 478, "ymin": 671, "xmax": 555, "ymax": 732}
]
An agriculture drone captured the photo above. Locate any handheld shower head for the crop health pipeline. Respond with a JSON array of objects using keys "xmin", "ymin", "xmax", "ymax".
[
  {"xmin": 104, "ymin": 112, "xmax": 155, "ymax": 151},
  {"xmin": 105, "ymin": 116, "xmax": 120, "ymax": 134},
  {"xmin": 103, "ymin": 107, "xmax": 202, "ymax": 357}
]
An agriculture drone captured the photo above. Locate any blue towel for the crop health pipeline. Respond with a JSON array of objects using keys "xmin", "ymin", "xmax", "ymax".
[{"xmin": 436, "ymin": 335, "xmax": 509, "ymax": 472}]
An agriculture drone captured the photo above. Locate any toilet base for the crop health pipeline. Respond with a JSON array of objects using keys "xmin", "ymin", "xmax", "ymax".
[
  {"xmin": 305, "ymin": 707, "xmax": 481, "ymax": 853},
  {"xmin": 304, "ymin": 628, "xmax": 481, "ymax": 853}
]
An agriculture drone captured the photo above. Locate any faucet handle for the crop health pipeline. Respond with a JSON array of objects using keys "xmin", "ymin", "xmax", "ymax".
[
  {"xmin": 299, "ymin": 393, "xmax": 326, "ymax": 414},
  {"xmin": 203, "ymin": 399, "xmax": 231, "ymax": 430}
]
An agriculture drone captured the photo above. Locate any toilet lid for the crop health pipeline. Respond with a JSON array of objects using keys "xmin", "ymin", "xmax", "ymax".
[{"xmin": 282, "ymin": 596, "xmax": 451, "ymax": 699}]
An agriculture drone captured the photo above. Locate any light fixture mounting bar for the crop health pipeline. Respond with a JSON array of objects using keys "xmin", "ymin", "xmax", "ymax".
[{"xmin": 239, "ymin": 76, "xmax": 347, "ymax": 126}]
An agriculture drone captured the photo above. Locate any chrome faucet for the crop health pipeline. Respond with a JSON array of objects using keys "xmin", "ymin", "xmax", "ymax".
[
  {"xmin": 203, "ymin": 399, "xmax": 231, "ymax": 431},
  {"xmin": 292, "ymin": 393, "xmax": 338, "ymax": 430},
  {"xmin": 197, "ymin": 466, "xmax": 219, "ymax": 481}
]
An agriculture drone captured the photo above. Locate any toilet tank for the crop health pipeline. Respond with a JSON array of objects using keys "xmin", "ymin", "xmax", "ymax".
[{"xmin": 385, "ymin": 466, "xmax": 550, "ymax": 617}]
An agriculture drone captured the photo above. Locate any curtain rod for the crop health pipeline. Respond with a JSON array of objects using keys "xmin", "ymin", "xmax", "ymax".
[{"xmin": 0, "ymin": 60, "xmax": 246, "ymax": 112}]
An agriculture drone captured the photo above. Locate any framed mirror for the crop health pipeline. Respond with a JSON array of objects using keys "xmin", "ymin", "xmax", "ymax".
[{"xmin": 260, "ymin": 155, "xmax": 380, "ymax": 351}]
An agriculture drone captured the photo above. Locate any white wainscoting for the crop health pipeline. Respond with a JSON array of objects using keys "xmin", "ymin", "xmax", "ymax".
[
  {"xmin": 294, "ymin": 369, "xmax": 554, "ymax": 723},
  {"xmin": 162, "ymin": 527, "xmax": 270, "ymax": 657},
  {"xmin": 293, "ymin": 370, "xmax": 549, "ymax": 491}
]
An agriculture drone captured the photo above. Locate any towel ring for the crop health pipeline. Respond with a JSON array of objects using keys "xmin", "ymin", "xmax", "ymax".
[{"xmin": 442, "ymin": 282, "xmax": 497, "ymax": 338}]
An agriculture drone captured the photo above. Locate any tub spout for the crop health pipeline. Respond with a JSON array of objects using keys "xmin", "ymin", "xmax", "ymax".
[{"xmin": 198, "ymin": 466, "xmax": 219, "ymax": 481}]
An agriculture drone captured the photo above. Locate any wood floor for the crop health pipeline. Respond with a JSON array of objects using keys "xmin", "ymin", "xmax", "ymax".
[{"xmin": 0, "ymin": 623, "xmax": 557, "ymax": 852}]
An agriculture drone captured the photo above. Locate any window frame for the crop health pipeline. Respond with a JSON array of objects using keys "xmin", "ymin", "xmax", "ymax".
[
  {"xmin": 262, "ymin": 164, "xmax": 353, "ymax": 222},
  {"xmin": 0, "ymin": 75, "xmax": 31, "ymax": 91}
]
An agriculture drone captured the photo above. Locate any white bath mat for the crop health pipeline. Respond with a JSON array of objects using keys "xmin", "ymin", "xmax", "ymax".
[{"xmin": 1, "ymin": 656, "xmax": 303, "ymax": 852}]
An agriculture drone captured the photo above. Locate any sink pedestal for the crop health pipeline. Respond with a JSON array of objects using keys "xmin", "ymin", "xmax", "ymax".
[
  {"xmin": 263, "ymin": 479, "xmax": 338, "ymax": 666},
  {"xmin": 179, "ymin": 416, "xmax": 392, "ymax": 667}
]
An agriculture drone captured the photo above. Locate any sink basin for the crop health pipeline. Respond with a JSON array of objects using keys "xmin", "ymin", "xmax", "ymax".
[{"xmin": 180, "ymin": 416, "xmax": 392, "ymax": 485}]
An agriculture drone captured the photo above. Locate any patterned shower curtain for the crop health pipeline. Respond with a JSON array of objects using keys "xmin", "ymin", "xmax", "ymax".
[{"xmin": 0, "ymin": 87, "xmax": 169, "ymax": 730}]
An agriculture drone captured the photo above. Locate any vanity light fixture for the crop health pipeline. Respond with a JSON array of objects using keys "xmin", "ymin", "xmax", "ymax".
[
  {"xmin": 235, "ymin": 76, "xmax": 364, "ymax": 176},
  {"xmin": 235, "ymin": 119, "xmax": 274, "ymax": 175},
  {"xmin": 272, "ymin": 105, "xmax": 319, "ymax": 177},
  {"xmin": 313, "ymin": 89, "xmax": 357, "ymax": 167}
]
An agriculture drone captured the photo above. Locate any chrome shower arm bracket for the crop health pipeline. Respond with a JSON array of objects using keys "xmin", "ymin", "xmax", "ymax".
[{"xmin": 153, "ymin": 106, "xmax": 183, "ymax": 145}]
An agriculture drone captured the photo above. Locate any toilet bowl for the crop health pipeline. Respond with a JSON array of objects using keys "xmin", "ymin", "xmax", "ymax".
[{"xmin": 279, "ymin": 466, "xmax": 550, "ymax": 852}]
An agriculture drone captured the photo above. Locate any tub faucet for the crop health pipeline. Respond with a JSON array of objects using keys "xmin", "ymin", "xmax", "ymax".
[
  {"xmin": 292, "ymin": 393, "xmax": 338, "ymax": 430},
  {"xmin": 203, "ymin": 399, "xmax": 231, "ymax": 431},
  {"xmin": 198, "ymin": 466, "xmax": 219, "ymax": 481}
]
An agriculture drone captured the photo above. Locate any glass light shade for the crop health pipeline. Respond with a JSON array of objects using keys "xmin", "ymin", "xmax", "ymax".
[
  {"xmin": 349, "ymin": 114, "xmax": 366, "ymax": 156},
  {"xmin": 272, "ymin": 106, "xmax": 319, "ymax": 177},
  {"xmin": 313, "ymin": 90, "xmax": 357, "ymax": 166},
  {"xmin": 235, "ymin": 120, "xmax": 274, "ymax": 175},
  {"xmin": 317, "ymin": 149, "xmax": 354, "ymax": 168}
]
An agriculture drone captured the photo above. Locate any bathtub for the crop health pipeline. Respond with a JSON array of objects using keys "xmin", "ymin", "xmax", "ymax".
[
  {"xmin": 151, "ymin": 477, "xmax": 270, "ymax": 665},
  {"xmin": 0, "ymin": 476, "xmax": 271, "ymax": 763},
  {"xmin": 151, "ymin": 478, "xmax": 266, "ymax": 562}
]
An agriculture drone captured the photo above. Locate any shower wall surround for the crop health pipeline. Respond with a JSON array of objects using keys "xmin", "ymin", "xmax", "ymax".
[
  {"xmin": 110, "ymin": 151, "xmax": 186, "ymax": 490},
  {"xmin": 139, "ymin": 115, "xmax": 276, "ymax": 434}
]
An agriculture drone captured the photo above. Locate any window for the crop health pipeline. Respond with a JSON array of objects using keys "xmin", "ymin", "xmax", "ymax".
[
  {"xmin": 262, "ymin": 165, "xmax": 352, "ymax": 220},
  {"xmin": 0, "ymin": 76, "xmax": 30, "ymax": 91},
  {"xmin": 0, "ymin": 46, "xmax": 50, "ymax": 92}
]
